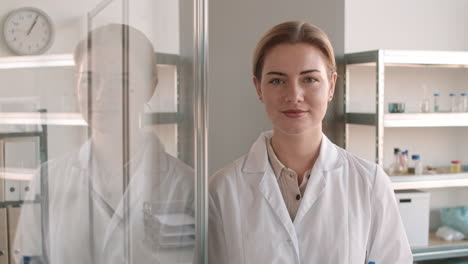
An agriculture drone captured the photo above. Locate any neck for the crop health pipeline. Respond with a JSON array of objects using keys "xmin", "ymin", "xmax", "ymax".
[
  {"xmin": 271, "ymin": 127, "xmax": 323, "ymax": 180},
  {"xmin": 91, "ymin": 126, "xmax": 148, "ymax": 172}
]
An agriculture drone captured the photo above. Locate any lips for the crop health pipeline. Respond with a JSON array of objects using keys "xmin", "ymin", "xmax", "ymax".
[{"xmin": 281, "ymin": 109, "xmax": 308, "ymax": 118}]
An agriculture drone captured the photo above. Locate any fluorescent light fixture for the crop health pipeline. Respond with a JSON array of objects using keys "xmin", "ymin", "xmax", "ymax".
[
  {"xmin": 0, "ymin": 54, "xmax": 74, "ymax": 69},
  {"xmin": 0, "ymin": 112, "xmax": 87, "ymax": 126}
]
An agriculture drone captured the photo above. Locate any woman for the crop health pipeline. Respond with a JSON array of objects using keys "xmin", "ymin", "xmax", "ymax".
[{"xmin": 208, "ymin": 21, "xmax": 412, "ymax": 263}]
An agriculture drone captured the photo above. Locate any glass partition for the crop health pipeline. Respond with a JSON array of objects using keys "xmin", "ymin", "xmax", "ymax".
[{"xmin": 0, "ymin": 0, "xmax": 207, "ymax": 263}]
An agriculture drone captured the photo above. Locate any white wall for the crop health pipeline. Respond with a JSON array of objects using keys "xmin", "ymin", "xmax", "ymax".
[
  {"xmin": 345, "ymin": 0, "xmax": 468, "ymax": 230},
  {"xmin": 345, "ymin": 0, "xmax": 468, "ymax": 52},
  {"xmin": 208, "ymin": 0, "xmax": 345, "ymax": 174}
]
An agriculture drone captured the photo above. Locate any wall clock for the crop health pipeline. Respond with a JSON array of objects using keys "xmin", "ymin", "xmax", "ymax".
[{"xmin": 3, "ymin": 7, "xmax": 55, "ymax": 55}]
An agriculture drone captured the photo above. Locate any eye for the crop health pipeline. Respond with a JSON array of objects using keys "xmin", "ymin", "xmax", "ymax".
[
  {"xmin": 268, "ymin": 78, "xmax": 285, "ymax": 85},
  {"xmin": 303, "ymin": 77, "xmax": 318, "ymax": 83}
]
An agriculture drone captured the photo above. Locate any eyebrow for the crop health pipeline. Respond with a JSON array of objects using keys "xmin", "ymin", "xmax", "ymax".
[{"xmin": 265, "ymin": 69, "xmax": 321, "ymax": 76}]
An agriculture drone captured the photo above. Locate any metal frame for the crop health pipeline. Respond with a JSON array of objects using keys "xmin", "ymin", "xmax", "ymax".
[
  {"xmin": 413, "ymin": 242, "xmax": 468, "ymax": 261},
  {"xmin": 194, "ymin": 0, "xmax": 209, "ymax": 263},
  {"xmin": 376, "ymin": 51, "xmax": 385, "ymax": 165}
]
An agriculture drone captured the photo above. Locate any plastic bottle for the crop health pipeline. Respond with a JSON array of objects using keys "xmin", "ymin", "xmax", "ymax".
[
  {"xmin": 433, "ymin": 93, "xmax": 440, "ymax": 112},
  {"xmin": 450, "ymin": 93, "xmax": 457, "ymax": 112},
  {"xmin": 461, "ymin": 93, "xmax": 468, "ymax": 112},
  {"xmin": 401, "ymin": 150, "xmax": 409, "ymax": 174},
  {"xmin": 412, "ymin": 155, "xmax": 423, "ymax": 175},
  {"xmin": 389, "ymin": 148, "xmax": 401, "ymax": 176}
]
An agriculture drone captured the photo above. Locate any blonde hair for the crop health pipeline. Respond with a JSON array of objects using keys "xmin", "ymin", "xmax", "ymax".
[{"xmin": 252, "ymin": 21, "xmax": 336, "ymax": 80}]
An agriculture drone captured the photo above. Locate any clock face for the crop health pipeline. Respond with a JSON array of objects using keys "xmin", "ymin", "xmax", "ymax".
[{"xmin": 3, "ymin": 7, "xmax": 54, "ymax": 55}]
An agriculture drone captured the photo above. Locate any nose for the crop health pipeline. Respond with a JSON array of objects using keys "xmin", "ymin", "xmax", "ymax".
[{"xmin": 285, "ymin": 81, "xmax": 304, "ymax": 103}]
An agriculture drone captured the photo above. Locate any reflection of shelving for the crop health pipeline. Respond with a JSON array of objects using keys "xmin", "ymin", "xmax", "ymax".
[
  {"xmin": 0, "ymin": 168, "xmax": 34, "ymax": 181},
  {"xmin": 0, "ymin": 52, "xmax": 180, "ymax": 69},
  {"xmin": 0, "ymin": 112, "xmax": 182, "ymax": 126},
  {"xmin": 0, "ymin": 54, "xmax": 74, "ymax": 69},
  {"xmin": 347, "ymin": 113, "xmax": 468, "ymax": 127},
  {"xmin": 391, "ymin": 173, "xmax": 468, "ymax": 190},
  {"xmin": 0, "ymin": 112, "xmax": 86, "ymax": 126},
  {"xmin": 412, "ymin": 232, "xmax": 468, "ymax": 261}
]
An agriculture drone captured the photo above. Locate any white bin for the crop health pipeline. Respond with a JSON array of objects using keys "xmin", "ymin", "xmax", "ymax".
[{"xmin": 395, "ymin": 190, "xmax": 430, "ymax": 247}]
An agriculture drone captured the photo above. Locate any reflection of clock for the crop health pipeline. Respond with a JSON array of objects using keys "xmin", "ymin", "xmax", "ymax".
[{"xmin": 2, "ymin": 7, "xmax": 54, "ymax": 55}]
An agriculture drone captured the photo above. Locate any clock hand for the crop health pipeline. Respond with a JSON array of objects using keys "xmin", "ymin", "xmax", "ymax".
[{"xmin": 26, "ymin": 15, "xmax": 39, "ymax": 36}]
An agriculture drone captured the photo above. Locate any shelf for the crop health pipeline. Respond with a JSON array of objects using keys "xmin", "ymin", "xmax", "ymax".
[
  {"xmin": 141, "ymin": 112, "xmax": 183, "ymax": 125},
  {"xmin": 0, "ymin": 54, "xmax": 74, "ymax": 69},
  {"xmin": 412, "ymin": 232, "xmax": 468, "ymax": 261},
  {"xmin": 0, "ymin": 131, "xmax": 43, "ymax": 139},
  {"xmin": 0, "ymin": 52, "xmax": 180, "ymax": 70},
  {"xmin": 391, "ymin": 173, "xmax": 468, "ymax": 190},
  {"xmin": 345, "ymin": 50, "xmax": 468, "ymax": 67},
  {"xmin": 385, "ymin": 113, "xmax": 468, "ymax": 127},
  {"xmin": 0, "ymin": 168, "xmax": 34, "ymax": 181},
  {"xmin": 0, "ymin": 112, "xmax": 182, "ymax": 127},
  {"xmin": 0, "ymin": 199, "xmax": 40, "ymax": 208},
  {"xmin": 345, "ymin": 113, "xmax": 468, "ymax": 127},
  {"xmin": 0, "ymin": 112, "xmax": 86, "ymax": 126}
]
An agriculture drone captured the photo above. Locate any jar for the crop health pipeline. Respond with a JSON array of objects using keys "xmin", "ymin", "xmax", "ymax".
[{"xmin": 450, "ymin": 161, "xmax": 461, "ymax": 173}]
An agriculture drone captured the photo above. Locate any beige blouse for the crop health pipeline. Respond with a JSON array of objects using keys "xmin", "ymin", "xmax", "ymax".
[{"xmin": 266, "ymin": 138, "xmax": 311, "ymax": 221}]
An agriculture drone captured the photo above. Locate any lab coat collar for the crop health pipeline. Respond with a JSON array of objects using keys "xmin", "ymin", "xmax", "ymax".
[
  {"xmin": 242, "ymin": 130, "xmax": 344, "ymax": 261},
  {"xmin": 242, "ymin": 130, "xmax": 343, "ymax": 174}
]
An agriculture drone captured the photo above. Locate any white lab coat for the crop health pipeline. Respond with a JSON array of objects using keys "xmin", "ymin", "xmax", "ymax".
[
  {"xmin": 14, "ymin": 133, "xmax": 194, "ymax": 264},
  {"xmin": 209, "ymin": 131, "xmax": 413, "ymax": 264}
]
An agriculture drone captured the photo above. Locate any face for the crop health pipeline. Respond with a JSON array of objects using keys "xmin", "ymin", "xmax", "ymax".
[
  {"xmin": 253, "ymin": 43, "xmax": 337, "ymax": 135},
  {"xmin": 75, "ymin": 41, "xmax": 157, "ymax": 134}
]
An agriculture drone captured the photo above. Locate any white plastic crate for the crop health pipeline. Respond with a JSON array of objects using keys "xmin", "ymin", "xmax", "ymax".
[{"xmin": 395, "ymin": 190, "xmax": 430, "ymax": 247}]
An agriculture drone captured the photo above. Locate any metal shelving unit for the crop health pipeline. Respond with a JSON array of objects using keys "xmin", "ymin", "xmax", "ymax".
[
  {"xmin": 344, "ymin": 49, "xmax": 468, "ymax": 262},
  {"xmin": 413, "ymin": 233, "xmax": 468, "ymax": 261},
  {"xmin": 345, "ymin": 49, "xmax": 468, "ymax": 165}
]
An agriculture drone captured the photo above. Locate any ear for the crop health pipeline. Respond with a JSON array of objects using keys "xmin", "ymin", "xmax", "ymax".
[
  {"xmin": 328, "ymin": 72, "xmax": 337, "ymax": 101},
  {"xmin": 253, "ymin": 76, "xmax": 263, "ymax": 102}
]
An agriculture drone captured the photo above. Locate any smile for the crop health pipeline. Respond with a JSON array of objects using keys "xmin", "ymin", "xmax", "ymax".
[{"xmin": 281, "ymin": 109, "xmax": 308, "ymax": 118}]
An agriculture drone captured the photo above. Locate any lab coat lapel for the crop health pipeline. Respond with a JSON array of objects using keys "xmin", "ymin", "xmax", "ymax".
[
  {"xmin": 258, "ymin": 168, "xmax": 300, "ymax": 255},
  {"xmin": 101, "ymin": 134, "xmax": 169, "ymax": 256},
  {"xmin": 243, "ymin": 131, "xmax": 300, "ymax": 258},
  {"xmin": 294, "ymin": 134, "xmax": 343, "ymax": 225}
]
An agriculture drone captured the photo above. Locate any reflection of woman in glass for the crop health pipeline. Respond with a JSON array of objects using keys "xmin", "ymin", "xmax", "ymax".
[
  {"xmin": 209, "ymin": 21, "xmax": 412, "ymax": 263},
  {"xmin": 15, "ymin": 24, "xmax": 194, "ymax": 264}
]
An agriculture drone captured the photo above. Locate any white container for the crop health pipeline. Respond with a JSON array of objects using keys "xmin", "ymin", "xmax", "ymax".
[{"xmin": 395, "ymin": 190, "xmax": 430, "ymax": 247}]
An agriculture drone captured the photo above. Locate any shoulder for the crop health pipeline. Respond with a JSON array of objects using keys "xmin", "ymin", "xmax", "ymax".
[
  {"xmin": 334, "ymin": 145, "xmax": 387, "ymax": 189},
  {"xmin": 209, "ymin": 155, "xmax": 246, "ymax": 195},
  {"xmin": 165, "ymin": 153, "xmax": 194, "ymax": 176}
]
